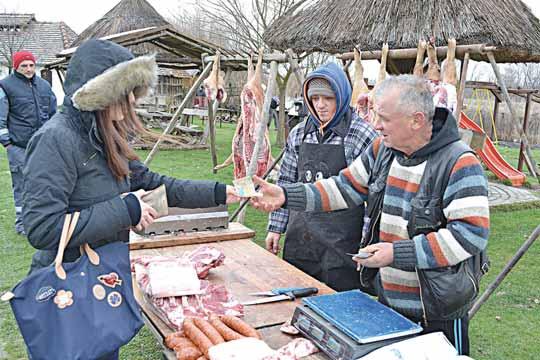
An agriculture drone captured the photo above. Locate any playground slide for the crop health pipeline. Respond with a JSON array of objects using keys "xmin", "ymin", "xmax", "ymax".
[{"xmin": 459, "ymin": 112, "xmax": 526, "ymax": 187}]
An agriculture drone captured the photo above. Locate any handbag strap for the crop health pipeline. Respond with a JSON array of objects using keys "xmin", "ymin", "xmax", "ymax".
[
  {"xmin": 54, "ymin": 212, "xmax": 100, "ymax": 279},
  {"xmin": 55, "ymin": 212, "xmax": 79, "ymax": 279},
  {"xmin": 81, "ymin": 243, "xmax": 100, "ymax": 266}
]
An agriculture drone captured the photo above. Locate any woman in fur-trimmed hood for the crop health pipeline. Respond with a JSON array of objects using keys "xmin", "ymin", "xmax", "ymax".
[{"xmin": 21, "ymin": 41, "xmax": 239, "ymax": 357}]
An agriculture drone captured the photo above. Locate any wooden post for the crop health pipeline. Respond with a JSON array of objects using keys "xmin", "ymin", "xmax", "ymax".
[
  {"xmin": 285, "ymin": 49, "xmax": 306, "ymax": 140},
  {"xmin": 454, "ymin": 52, "xmax": 470, "ymax": 120},
  {"xmin": 469, "ymin": 225, "xmax": 540, "ymax": 319},
  {"xmin": 247, "ymin": 61, "xmax": 278, "ymax": 176},
  {"xmin": 55, "ymin": 69, "xmax": 66, "ymax": 92},
  {"xmin": 275, "ymin": 70, "xmax": 291, "ymax": 148},
  {"xmin": 518, "ymin": 93, "xmax": 532, "ymax": 172},
  {"xmin": 492, "ymin": 98, "xmax": 500, "ymax": 141},
  {"xmin": 285, "ymin": 49, "xmax": 306, "ymax": 87},
  {"xmin": 208, "ymin": 101, "xmax": 218, "ymax": 173},
  {"xmin": 341, "ymin": 59, "xmax": 353, "ymax": 87},
  {"xmin": 144, "ymin": 61, "xmax": 213, "ymax": 166},
  {"xmin": 487, "ymin": 52, "xmax": 539, "ymax": 181}
]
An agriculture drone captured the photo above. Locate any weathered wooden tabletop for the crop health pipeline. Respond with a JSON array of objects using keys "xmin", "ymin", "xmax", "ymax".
[{"xmin": 130, "ymin": 228, "xmax": 333, "ymax": 359}]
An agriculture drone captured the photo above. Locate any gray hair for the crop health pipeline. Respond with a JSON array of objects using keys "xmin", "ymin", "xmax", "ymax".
[{"xmin": 373, "ymin": 75, "xmax": 435, "ymax": 121}]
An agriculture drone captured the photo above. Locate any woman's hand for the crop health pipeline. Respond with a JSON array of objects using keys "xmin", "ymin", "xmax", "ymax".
[
  {"xmin": 132, "ymin": 189, "xmax": 158, "ymax": 232},
  {"xmin": 226, "ymin": 185, "xmax": 242, "ymax": 204}
]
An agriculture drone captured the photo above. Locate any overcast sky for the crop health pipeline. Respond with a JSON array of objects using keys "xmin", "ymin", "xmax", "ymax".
[{"xmin": 1, "ymin": 0, "xmax": 539, "ymax": 35}]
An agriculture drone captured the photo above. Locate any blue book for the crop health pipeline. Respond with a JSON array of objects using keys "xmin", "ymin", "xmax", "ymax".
[{"xmin": 302, "ymin": 290, "xmax": 423, "ymax": 344}]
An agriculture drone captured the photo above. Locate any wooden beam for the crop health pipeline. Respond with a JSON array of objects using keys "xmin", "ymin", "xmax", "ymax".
[
  {"xmin": 454, "ymin": 52, "xmax": 470, "ymax": 119},
  {"xmin": 144, "ymin": 61, "xmax": 214, "ymax": 166},
  {"xmin": 148, "ymin": 40, "xmax": 195, "ymax": 60},
  {"xmin": 338, "ymin": 44, "xmax": 495, "ymax": 61},
  {"xmin": 487, "ymin": 52, "xmax": 539, "ymax": 181},
  {"xmin": 203, "ymin": 53, "xmax": 289, "ymax": 64}
]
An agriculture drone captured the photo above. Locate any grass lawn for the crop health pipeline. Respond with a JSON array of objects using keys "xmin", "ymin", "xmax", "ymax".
[{"xmin": 0, "ymin": 119, "xmax": 539, "ymax": 359}]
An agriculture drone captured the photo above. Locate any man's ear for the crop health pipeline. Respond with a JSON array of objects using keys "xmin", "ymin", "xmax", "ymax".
[{"xmin": 411, "ymin": 111, "xmax": 427, "ymax": 130}]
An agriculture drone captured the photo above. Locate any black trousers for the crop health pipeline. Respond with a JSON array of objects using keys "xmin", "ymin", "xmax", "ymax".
[{"xmin": 420, "ymin": 316, "xmax": 470, "ymax": 355}]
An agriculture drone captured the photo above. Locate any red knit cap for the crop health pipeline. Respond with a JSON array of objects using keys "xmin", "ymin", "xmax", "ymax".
[{"xmin": 12, "ymin": 51, "xmax": 36, "ymax": 70}]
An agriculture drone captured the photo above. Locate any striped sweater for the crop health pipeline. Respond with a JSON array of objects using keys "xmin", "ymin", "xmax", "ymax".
[{"xmin": 283, "ymin": 137, "xmax": 490, "ymax": 319}]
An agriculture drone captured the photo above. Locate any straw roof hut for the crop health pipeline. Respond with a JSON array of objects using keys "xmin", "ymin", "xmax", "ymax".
[
  {"xmin": 264, "ymin": 0, "xmax": 540, "ymax": 63},
  {"xmin": 71, "ymin": 0, "xmax": 168, "ymax": 47}
]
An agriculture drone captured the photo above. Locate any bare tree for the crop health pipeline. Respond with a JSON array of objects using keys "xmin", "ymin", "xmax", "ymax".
[
  {"xmin": 199, "ymin": 0, "xmax": 299, "ymax": 53},
  {"xmin": 0, "ymin": 14, "xmax": 37, "ymax": 73}
]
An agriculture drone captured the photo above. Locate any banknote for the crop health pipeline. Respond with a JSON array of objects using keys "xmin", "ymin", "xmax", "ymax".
[{"xmin": 233, "ymin": 176, "xmax": 263, "ymax": 197}]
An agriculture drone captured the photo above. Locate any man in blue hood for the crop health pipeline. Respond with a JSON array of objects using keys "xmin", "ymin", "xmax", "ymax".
[{"xmin": 265, "ymin": 62, "xmax": 377, "ymax": 291}]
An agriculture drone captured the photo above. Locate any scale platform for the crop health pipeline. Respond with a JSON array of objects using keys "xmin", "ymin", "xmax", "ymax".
[{"xmin": 291, "ymin": 290, "xmax": 422, "ymax": 360}]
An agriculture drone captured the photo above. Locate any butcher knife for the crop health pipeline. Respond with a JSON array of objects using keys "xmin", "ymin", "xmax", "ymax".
[{"xmin": 241, "ymin": 287, "xmax": 318, "ymax": 306}]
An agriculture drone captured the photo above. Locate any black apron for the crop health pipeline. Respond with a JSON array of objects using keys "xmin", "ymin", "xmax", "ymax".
[{"xmin": 283, "ymin": 120, "xmax": 364, "ymax": 291}]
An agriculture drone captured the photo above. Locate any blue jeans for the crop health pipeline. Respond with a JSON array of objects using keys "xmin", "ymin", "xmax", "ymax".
[{"xmin": 6, "ymin": 145, "xmax": 25, "ymax": 233}]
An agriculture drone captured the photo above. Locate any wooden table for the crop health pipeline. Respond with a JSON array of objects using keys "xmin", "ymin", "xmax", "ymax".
[{"xmin": 131, "ymin": 228, "xmax": 333, "ymax": 359}]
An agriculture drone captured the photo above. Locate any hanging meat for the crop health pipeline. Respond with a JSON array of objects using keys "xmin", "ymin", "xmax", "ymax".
[
  {"xmin": 377, "ymin": 43, "xmax": 389, "ymax": 85},
  {"xmin": 203, "ymin": 51, "xmax": 227, "ymax": 103},
  {"xmin": 351, "ymin": 43, "xmax": 388, "ymax": 123},
  {"xmin": 214, "ymin": 51, "xmax": 272, "ymax": 179},
  {"xmin": 424, "ymin": 38, "xmax": 458, "ymax": 112},
  {"xmin": 350, "ymin": 48, "xmax": 371, "ymax": 122},
  {"xmin": 413, "ymin": 39, "xmax": 427, "ymax": 77}
]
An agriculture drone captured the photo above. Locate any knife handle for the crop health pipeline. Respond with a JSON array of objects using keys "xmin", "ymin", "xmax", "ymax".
[
  {"xmin": 272, "ymin": 287, "xmax": 309, "ymax": 295},
  {"xmin": 289, "ymin": 287, "xmax": 318, "ymax": 299}
]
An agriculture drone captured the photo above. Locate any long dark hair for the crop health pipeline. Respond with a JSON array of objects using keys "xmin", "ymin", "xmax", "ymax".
[{"xmin": 96, "ymin": 93, "xmax": 147, "ymax": 180}]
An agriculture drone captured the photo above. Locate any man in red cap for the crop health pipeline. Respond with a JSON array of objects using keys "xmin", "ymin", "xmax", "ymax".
[{"xmin": 0, "ymin": 50, "xmax": 57, "ymax": 235}]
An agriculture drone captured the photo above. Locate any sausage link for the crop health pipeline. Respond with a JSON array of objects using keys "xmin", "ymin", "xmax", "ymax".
[
  {"xmin": 183, "ymin": 318, "xmax": 214, "ymax": 357},
  {"xmin": 209, "ymin": 314, "xmax": 245, "ymax": 341},
  {"xmin": 168, "ymin": 336, "xmax": 202, "ymax": 360},
  {"xmin": 193, "ymin": 317, "xmax": 225, "ymax": 345},
  {"xmin": 219, "ymin": 315, "xmax": 261, "ymax": 339}
]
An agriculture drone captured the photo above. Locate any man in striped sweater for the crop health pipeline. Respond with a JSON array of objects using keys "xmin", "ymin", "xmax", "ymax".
[{"xmin": 251, "ymin": 75, "xmax": 489, "ymax": 355}]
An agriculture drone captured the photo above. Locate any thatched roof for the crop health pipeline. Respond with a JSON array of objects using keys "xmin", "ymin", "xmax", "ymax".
[
  {"xmin": 71, "ymin": 0, "xmax": 168, "ymax": 47},
  {"xmin": 264, "ymin": 0, "xmax": 540, "ymax": 63}
]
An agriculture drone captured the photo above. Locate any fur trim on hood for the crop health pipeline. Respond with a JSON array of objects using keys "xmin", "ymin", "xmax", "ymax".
[{"xmin": 72, "ymin": 54, "xmax": 157, "ymax": 111}]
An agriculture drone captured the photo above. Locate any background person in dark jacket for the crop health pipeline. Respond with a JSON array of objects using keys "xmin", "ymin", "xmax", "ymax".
[
  {"xmin": 265, "ymin": 63, "xmax": 377, "ymax": 291},
  {"xmin": 0, "ymin": 51, "xmax": 57, "ymax": 235},
  {"xmin": 22, "ymin": 40, "xmax": 239, "ymax": 358}
]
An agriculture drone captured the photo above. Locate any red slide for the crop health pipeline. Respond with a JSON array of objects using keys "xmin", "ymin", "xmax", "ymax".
[{"xmin": 459, "ymin": 112, "xmax": 526, "ymax": 187}]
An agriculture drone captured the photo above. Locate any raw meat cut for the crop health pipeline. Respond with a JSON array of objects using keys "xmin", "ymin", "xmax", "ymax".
[{"xmin": 214, "ymin": 52, "xmax": 272, "ymax": 178}]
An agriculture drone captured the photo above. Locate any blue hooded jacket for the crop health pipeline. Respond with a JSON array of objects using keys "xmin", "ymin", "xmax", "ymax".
[{"xmin": 303, "ymin": 62, "xmax": 352, "ymax": 132}]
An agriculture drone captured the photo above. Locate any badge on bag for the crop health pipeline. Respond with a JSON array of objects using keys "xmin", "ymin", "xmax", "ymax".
[
  {"xmin": 107, "ymin": 291, "xmax": 122, "ymax": 307},
  {"xmin": 97, "ymin": 272, "xmax": 122, "ymax": 288},
  {"xmin": 54, "ymin": 290, "xmax": 73, "ymax": 309},
  {"xmin": 35, "ymin": 286, "xmax": 56, "ymax": 303},
  {"xmin": 92, "ymin": 285, "xmax": 106, "ymax": 301}
]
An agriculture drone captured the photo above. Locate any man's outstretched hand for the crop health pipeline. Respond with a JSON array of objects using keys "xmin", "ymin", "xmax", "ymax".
[{"xmin": 249, "ymin": 176, "xmax": 286, "ymax": 212}]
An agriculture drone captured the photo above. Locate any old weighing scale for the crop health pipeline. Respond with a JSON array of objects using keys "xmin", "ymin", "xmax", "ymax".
[{"xmin": 291, "ymin": 290, "xmax": 422, "ymax": 360}]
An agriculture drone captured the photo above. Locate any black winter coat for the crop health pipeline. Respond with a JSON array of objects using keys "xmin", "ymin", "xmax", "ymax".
[{"xmin": 22, "ymin": 40, "xmax": 225, "ymax": 273}]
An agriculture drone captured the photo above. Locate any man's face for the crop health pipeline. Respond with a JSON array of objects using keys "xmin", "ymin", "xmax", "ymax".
[
  {"xmin": 372, "ymin": 89, "xmax": 417, "ymax": 154},
  {"xmin": 311, "ymin": 94, "xmax": 337, "ymax": 124},
  {"xmin": 16, "ymin": 60, "xmax": 36, "ymax": 79}
]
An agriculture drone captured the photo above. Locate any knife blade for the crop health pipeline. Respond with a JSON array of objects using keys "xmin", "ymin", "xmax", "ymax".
[{"xmin": 242, "ymin": 287, "xmax": 318, "ymax": 306}]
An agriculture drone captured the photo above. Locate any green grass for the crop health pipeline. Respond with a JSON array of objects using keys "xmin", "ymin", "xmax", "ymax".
[{"xmin": 0, "ymin": 120, "xmax": 539, "ymax": 359}]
